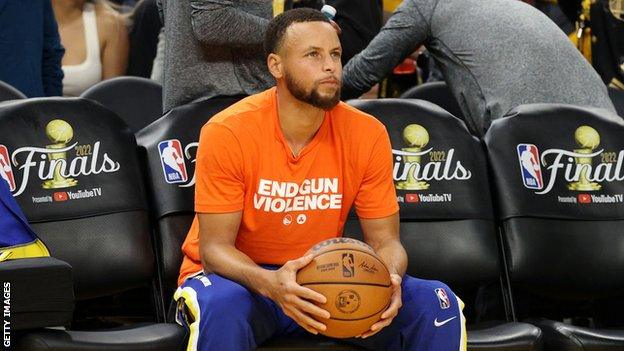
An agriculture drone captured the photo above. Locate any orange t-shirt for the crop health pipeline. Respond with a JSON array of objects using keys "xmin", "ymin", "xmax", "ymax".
[{"xmin": 178, "ymin": 88, "xmax": 398, "ymax": 285}]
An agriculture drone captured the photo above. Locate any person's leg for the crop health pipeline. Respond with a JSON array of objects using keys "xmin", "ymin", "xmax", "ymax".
[
  {"xmin": 174, "ymin": 273, "xmax": 282, "ymax": 351},
  {"xmin": 344, "ymin": 275, "xmax": 467, "ymax": 351}
]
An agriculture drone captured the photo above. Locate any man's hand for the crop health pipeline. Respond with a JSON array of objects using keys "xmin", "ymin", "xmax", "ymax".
[
  {"xmin": 266, "ymin": 255, "xmax": 331, "ymax": 335},
  {"xmin": 358, "ymin": 273, "xmax": 403, "ymax": 338}
]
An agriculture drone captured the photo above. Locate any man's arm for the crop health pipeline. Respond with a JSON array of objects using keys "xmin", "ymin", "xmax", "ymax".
[
  {"xmin": 189, "ymin": 0, "xmax": 269, "ymax": 47},
  {"xmin": 342, "ymin": 0, "xmax": 429, "ymax": 99},
  {"xmin": 360, "ymin": 213, "xmax": 406, "ymax": 277},
  {"xmin": 357, "ymin": 213, "xmax": 405, "ymax": 338},
  {"xmin": 42, "ymin": 0, "xmax": 65, "ymax": 96},
  {"xmin": 197, "ymin": 211, "xmax": 331, "ymax": 334}
]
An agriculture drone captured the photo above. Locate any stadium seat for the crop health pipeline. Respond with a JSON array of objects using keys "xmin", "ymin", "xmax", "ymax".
[
  {"xmin": 136, "ymin": 97, "xmax": 241, "ymax": 313},
  {"xmin": 0, "ymin": 80, "xmax": 27, "ymax": 102},
  {"xmin": 484, "ymin": 104, "xmax": 624, "ymax": 350},
  {"xmin": 609, "ymin": 87, "xmax": 624, "ymax": 117},
  {"xmin": 81, "ymin": 76, "xmax": 163, "ymax": 133},
  {"xmin": 344, "ymin": 99, "xmax": 543, "ymax": 351},
  {"xmin": 399, "ymin": 81, "xmax": 465, "ymax": 122},
  {"xmin": 0, "ymin": 98, "xmax": 185, "ymax": 351},
  {"xmin": 137, "ymin": 97, "xmax": 366, "ymax": 350}
]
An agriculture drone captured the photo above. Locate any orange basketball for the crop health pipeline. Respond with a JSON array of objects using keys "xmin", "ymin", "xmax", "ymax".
[{"xmin": 296, "ymin": 237, "xmax": 393, "ymax": 338}]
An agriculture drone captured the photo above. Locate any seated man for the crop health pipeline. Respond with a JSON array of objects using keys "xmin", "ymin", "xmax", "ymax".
[{"xmin": 174, "ymin": 8, "xmax": 466, "ymax": 351}]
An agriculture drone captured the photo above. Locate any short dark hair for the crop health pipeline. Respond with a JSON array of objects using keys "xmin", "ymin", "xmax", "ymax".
[{"xmin": 264, "ymin": 8, "xmax": 330, "ymax": 58}]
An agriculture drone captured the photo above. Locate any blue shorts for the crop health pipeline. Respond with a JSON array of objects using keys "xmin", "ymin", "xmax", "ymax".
[{"xmin": 174, "ymin": 271, "xmax": 466, "ymax": 351}]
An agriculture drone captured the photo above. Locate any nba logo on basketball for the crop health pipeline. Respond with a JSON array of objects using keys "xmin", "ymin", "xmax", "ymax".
[
  {"xmin": 435, "ymin": 288, "xmax": 451, "ymax": 309},
  {"xmin": 158, "ymin": 140, "xmax": 188, "ymax": 184},
  {"xmin": 342, "ymin": 253, "xmax": 355, "ymax": 277},
  {"xmin": 0, "ymin": 145, "xmax": 16, "ymax": 192},
  {"xmin": 516, "ymin": 144, "xmax": 543, "ymax": 190}
]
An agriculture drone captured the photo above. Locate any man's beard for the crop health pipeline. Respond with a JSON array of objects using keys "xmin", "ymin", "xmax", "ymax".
[{"xmin": 285, "ymin": 73, "xmax": 341, "ymax": 110}]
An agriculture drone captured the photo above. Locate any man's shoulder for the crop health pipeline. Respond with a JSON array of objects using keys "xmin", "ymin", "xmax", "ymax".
[
  {"xmin": 204, "ymin": 88, "xmax": 275, "ymax": 132},
  {"xmin": 333, "ymin": 101, "xmax": 387, "ymax": 133}
]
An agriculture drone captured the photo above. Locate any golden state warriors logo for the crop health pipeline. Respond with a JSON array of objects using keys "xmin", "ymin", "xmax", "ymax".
[
  {"xmin": 8, "ymin": 119, "xmax": 121, "ymax": 200},
  {"xmin": 517, "ymin": 125, "xmax": 624, "ymax": 203}
]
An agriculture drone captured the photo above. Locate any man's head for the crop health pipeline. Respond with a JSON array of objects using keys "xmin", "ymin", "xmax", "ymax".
[{"xmin": 264, "ymin": 8, "xmax": 342, "ymax": 110}]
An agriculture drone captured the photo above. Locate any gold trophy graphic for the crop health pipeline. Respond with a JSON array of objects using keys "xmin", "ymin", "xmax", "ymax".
[
  {"xmin": 42, "ymin": 119, "xmax": 78, "ymax": 189},
  {"xmin": 395, "ymin": 124, "xmax": 430, "ymax": 190},
  {"xmin": 568, "ymin": 125, "xmax": 601, "ymax": 191}
]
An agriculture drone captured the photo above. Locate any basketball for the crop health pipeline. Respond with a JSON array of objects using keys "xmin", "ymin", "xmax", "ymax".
[{"xmin": 296, "ymin": 237, "xmax": 393, "ymax": 338}]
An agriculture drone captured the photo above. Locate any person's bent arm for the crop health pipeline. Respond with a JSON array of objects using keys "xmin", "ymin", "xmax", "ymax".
[
  {"xmin": 342, "ymin": 0, "xmax": 429, "ymax": 99},
  {"xmin": 100, "ymin": 8, "xmax": 129, "ymax": 79},
  {"xmin": 190, "ymin": 0, "xmax": 269, "ymax": 47},
  {"xmin": 198, "ymin": 212, "xmax": 330, "ymax": 334},
  {"xmin": 357, "ymin": 213, "xmax": 405, "ymax": 338}
]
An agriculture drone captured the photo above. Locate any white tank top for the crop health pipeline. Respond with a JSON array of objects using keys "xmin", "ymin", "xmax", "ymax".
[{"xmin": 62, "ymin": 3, "xmax": 102, "ymax": 97}]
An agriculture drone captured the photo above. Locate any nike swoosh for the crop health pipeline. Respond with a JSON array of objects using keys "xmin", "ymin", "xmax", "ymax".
[{"xmin": 434, "ymin": 316, "xmax": 457, "ymax": 327}]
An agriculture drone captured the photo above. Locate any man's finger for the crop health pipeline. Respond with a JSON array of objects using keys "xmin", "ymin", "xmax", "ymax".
[
  {"xmin": 361, "ymin": 318, "xmax": 393, "ymax": 338},
  {"xmin": 285, "ymin": 304, "xmax": 327, "ymax": 332},
  {"xmin": 292, "ymin": 295, "xmax": 331, "ymax": 319},
  {"xmin": 290, "ymin": 254, "xmax": 315, "ymax": 270},
  {"xmin": 381, "ymin": 294, "xmax": 401, "ymax": 319},
  {"xmin": 292, "ymin": 284, "xmax": 327, "ymax": 304}
]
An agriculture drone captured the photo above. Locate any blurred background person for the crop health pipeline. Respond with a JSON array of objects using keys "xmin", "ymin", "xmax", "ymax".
[
  {"xmin": 52, "ymin": 0, "xmax": 129, "ymax": 96},
  {"xmin": 0, "ymin": 0, "xmax": 65, "ymax": 97},
  {"xmin": 158, "ymin": 0, "xmax": 274, "ymax": 112},
  {"xmin": 342, "ymin": 0, "xmax": 617, "ymax": 137},
  {"xmin": 127, "ymin": 0, "xmax": 162, "ymax": 79}
]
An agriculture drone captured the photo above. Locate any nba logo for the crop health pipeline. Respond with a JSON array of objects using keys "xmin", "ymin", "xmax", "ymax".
[
  {"xmin": 517, "ymin": 144, "xmax": 543, "ymax": 190},
  {"xmin": 0, "ymin": 145, "xmax": 16, "ymax": 192},
  {"xmin": 342, "ymin": 253, "xmax": 355, "ymax": 277},
  {"xmin": 158, "ymin": 139, "xmax": 188, "ymax": 184},
  {"xmin": 435, "ymin": 288, "xmax": 451, "ymax": 309}
]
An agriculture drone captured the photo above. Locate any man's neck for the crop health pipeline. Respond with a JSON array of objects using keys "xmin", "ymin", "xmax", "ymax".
[{"xmin": 276, "ymin": 86, "xmax": 326, "ymax": 157}]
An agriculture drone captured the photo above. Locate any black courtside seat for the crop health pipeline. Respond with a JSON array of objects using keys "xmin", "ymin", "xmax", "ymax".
[
  {"xmin": 345, "ymin": 99, "xmax": 543, "ymax": 351},
  {"xmin": 609, "ymin": 87, "xmax": 624, "ymax": 117},
  {"xmin": 485, "ymin": 104, "xmax": 624, "ymax": 350},
  {"xmin": 0, "ymin": 98, "xmax": 185, "ymax": 351},
  {"xmin": 81, "ymin": 76, "xmax": 163, "ymax": 133},
  {"xmin": 136, "ymin": 97, "xmax": 241, "ymax": 313},
  {"xmin": 0, "ymin": 80, "xmax": 27, "ymax": 102},
  {"xmin": 399, "ymin": 81, "xmax": 465, "ymax": 122},
  {"xmin": 137, "ymin": 97, "xmax": 365, "ymax": 351}
]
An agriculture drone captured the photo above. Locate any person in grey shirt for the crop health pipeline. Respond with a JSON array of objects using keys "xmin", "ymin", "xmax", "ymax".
[
  {"xmin": 158, "ymin": 0, "xmax": 274, "ymax": 112},
  {"xmin": 342, "ymin": 0, "xmax": 617, "ymax": 136}
]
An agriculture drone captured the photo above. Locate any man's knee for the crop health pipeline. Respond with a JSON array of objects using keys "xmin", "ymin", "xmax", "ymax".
[
  {"xmin": 178, "ymin": 274, "xmax": 256, "ymax": 324},
  {"xmin": 402, "ymin": 277, "xmax": 462, "ymax": 317}
]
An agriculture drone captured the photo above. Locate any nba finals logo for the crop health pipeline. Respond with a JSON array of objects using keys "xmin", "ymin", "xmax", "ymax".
[
  {"xmin": 516, "ymin": 125, "xmax": 624, "ymax": 196},
  {"xmin": 158, "ymin": 139, "xmax": 188, "ymax": 184},
  {"xmin": 393, "ymin": 124, "xmax": 472, "ymax": 190},
  {"xmin": 342, "ymin": 253, "xmax": 355, "ymax": 277},
  {"xmin": 9, "ymin": 119, "xmax": 121, "ymax": 197},
  {"xmin": 0, "ymin": 145, "xmax": 16, "ymax": 191},
  {"xmin": 517, "ymin": 144, "xmax": 543, "ymax": 190}
]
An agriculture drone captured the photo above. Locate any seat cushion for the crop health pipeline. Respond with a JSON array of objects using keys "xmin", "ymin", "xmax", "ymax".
[
  {"xmin": 258, "ymin": 322, "xmax": 542, "ymax": 351},
  {"xmin": 468, "ymin": 322, "xmax": 543, "ymax": 351},
  {"xmin": 0, "ymin": 257, "xmax": 74, "ymax": 330},
  {"xmin": 257, "ymin": 334, "xmax": 364, "ymax": 350},
  {"xmin": 530, "ymin": 319, "xmax": 624, "ymax": 351},
  {"xmin": 14, "ymin": 323, "xmax": 187, "ymax": 351}
]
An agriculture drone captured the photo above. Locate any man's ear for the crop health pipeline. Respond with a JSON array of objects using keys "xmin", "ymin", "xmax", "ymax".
[{"xmin": 267, "ymin": 53, "xmax": 283, "ymax": 79}]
